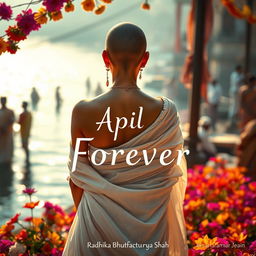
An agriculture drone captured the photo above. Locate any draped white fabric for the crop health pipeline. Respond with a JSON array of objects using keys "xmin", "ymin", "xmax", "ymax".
[{"xmin": 63, "ymin": 97, "xmax": 188, "ymax": 256}]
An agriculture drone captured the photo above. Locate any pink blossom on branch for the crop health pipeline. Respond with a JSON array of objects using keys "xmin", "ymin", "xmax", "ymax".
[
  {"xmin": 43, "ymin": 0, "xmax": 67, "ymax": 12},
  {"xmin": 15, "ymin": 9, "xmax": 41, "ymax": 36},
  {"xmin": 0, "ymin": 2, "xmax": 12, "ymax": 20}
]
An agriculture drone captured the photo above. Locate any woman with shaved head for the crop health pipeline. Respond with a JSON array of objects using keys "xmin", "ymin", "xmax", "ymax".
[{"xmin": 63, "ymin": 23, "xmax": 188, "ymax": 255}]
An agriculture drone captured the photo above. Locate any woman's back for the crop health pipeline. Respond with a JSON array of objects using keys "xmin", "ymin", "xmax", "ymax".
[
  {"xmin": 64, "ymin": 22, "xmax": 188, "ymax": 256},
  {"xmin": 73, "ymin": 89, "xmax": 164, "ymax": 149}
]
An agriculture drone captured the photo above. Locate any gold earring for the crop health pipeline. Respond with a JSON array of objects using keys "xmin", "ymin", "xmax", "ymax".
[
  {"xmin": 139, "ymin": 68, "xmax": 143, "ymax": 79},
  {"xmin": 106, "ymin": 67, "xmax": 110, "ymax": 87}
]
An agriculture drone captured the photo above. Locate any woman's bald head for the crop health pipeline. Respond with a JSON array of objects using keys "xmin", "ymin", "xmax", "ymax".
[{"xmin": 103, "ymin": 23, "xmax": 148, "ymax": 70}]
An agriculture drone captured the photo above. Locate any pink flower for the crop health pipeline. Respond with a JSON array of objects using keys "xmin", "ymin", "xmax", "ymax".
[
  {"xmin": 249, "ymin": 240, "xmax": 256, "ymax": 250},
  {"xmin": 22, "ymin": 187, "xmax": 37, "ymax": 195},
  {"xmin": 206, "ymin": 202, "xmax": 220, "ymax": 211},
  {"xmin": 43, "ymin": 0, "xmax": 67, "ymax": 12},
  {"xmin": 0, "ymin": 2, "xmax": 12, "ymax": 20},
  {"xmin": 15, "ymin": 9, "xmax": 41, "ymax": 35}
]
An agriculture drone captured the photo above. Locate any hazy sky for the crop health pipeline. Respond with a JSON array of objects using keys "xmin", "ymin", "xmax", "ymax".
[{"xmin": 0, "ymin": 0, "xmax": 190, "ymax": 52}]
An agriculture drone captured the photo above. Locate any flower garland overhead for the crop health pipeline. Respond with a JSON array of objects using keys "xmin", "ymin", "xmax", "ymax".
[
  {"xmin": 221, "ymin": 0, "xmax": 256, "ymax": 24},
  {"xmin": 0, "ymin": 0, "xmax": 151, "ymax": 55}
]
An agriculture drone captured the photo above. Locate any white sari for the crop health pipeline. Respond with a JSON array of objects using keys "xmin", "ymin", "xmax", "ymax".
[{"xmin": 63, "ymin": 97, "xmax": 188, "ymax": 256}]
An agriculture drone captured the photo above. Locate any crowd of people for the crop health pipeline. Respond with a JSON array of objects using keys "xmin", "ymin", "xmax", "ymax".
[
  {"xmin": 0, "ymin": 86, "xmax": 64, "ymax": 166},
  {"xmin": 0, "ymin": 96, "xmax": 31, "ymax": 165},
  {"xmin": 200, "ymin": 65, "xmax": 256, "ymax": 179}
]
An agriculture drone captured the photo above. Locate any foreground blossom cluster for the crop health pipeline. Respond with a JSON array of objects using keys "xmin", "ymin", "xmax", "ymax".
[
  {"xmin": 0, "ymin": 158, "xmax": 255, "ymax": 255},
  {"xmin": 0, "ymin": 188, "xmax": 76, "ymax": 255},
  {"xmin": 0, "ymin": 0, "xmax": 151, "ymax": 55},
  {"xmin": 186, "ymin": 158, "xmax": 256, "ymax": 255}
]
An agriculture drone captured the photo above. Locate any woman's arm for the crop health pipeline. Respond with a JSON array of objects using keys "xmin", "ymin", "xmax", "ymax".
[
  {"xmin": 69, "ymin": 102, "xmax": 88, "ymax": 209},
  {"xmin": 69, "ymin": 178, "xmax": 84, "ymax": 209}
]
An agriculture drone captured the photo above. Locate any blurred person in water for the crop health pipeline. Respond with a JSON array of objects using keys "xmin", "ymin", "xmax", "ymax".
[
  {"xmin": 0, "ymin": 96, "xmax": 15, "ymax": 164},
  {"xmin": 18, "ymin": 101, "xmax": 32, "ymax": 164},
  {"xmin": 55, "ymin": 86, "xmax": 63, "ymax": 114},
  {"xmin": 207, "ymin": 79, "xmax": 222, "ymax": 132},
  {"xmin": 30, "ymin": 87, "xmax": 40, "ymax": 111}
]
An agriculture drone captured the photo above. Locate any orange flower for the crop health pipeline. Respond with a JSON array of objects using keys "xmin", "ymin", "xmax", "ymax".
[
  {"xmin": 0, "ymin": 224, "xmax": 15, "ymax": 235},
  {"xmin": 34, "ymin": 8, "xmax": 48, "ymax": 25},
  {"xmin": 32, "ymin": 217, "xmax": 43, "ymax": 226},
  {"xmin": 194, "ymin": 235, "xmax": 219, "ymax": 251},
  {"xmin": 141, "ymin": 1, "xmax": 150, "ymax": 10},
  {"xmin": 65, "ymin": 2, "xmax": 75, "ymax": 12},
  {"xmin": 51, "ymin": 11, "xmax": 63, "ymax": 21},
  {"xmin": 81, "ymin": 0, "xmax": 95, "ymax": 12},
  {"xmin": 216, "ymin": 212, "xmax": 229, "ymax": 225},
  {"xmin": 94, "ymin": 5, "xmax": 106, "ymax": 15},
  {"xmin": 241, "ymin": 4, "xmax": 251, "ymax": 18},
  {"xmin": 230, "ymin": 232, "xmax": 247, "ymax": 242},
  {"xmin": 201, "ymin": 219, "xmax": 209, "ymax": 228},
  {"xmin": 16, "ymin": 229, "xmax": 28, "ymax": 241},
  {"xmin": 23, "ymin": 201, "xmax": 40, "ymax": 209},
  {"xmin": 47, "ymin": 231, "xmax": 62, "ymax": 246},
  {"xmin": 0, "ymin": 38, "xmax": 8, "ymax": 55},
  {"xmin": 100, "ymin": 0, "xmax": 112, "ymax": 3}
]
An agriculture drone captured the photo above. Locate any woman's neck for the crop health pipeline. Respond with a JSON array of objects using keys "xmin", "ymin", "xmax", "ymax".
[{"xmin": 111, "ymin": 69, "xmax": 138, "ymax": 87}]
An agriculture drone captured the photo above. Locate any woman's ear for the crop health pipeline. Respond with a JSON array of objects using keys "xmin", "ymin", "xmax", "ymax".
[
  {"xmin": 140, "ymin": 51, "xmax": 149, "ymax": 68},
  {"xmin": 102, "ymin": 50, "xmax": 110, "ymax": 67}
]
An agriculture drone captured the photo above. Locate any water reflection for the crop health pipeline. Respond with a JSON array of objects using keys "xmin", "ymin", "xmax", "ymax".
[{"xmin": 0, "ymin": 163, "xmax": 14, "ymax": 199}]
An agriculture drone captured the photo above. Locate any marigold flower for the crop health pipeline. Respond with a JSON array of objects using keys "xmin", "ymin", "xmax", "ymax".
[
  {"xmin": 51, "ymin": 11, "xmax": 63, "ymax": 21},
  {"xmin": 32, "ymin": 217, "xmax": 43, "ymax": 226},
  {"xmin": 0, "ymin": 37, "xmax": 8, "ymax": 55},
  {"xmin": 100, "ymin": 0, "xmax": 112, "ymax": 3},
  {"xmin": 34, "ymin": 8, "xmax": 48, "ymax": 25},
  {"xmin": 47, "ymin": 231, "xmax": 62, "ymax": 245},
  {"xmin": 65, "ymin": 2, "xmax": 75, "ymax": 12},
  {"xmin": 230, "ymin": 232, "xmax": 247, "ymax": 242},
  {"xmin": 94, "ymin": 5, "xmax": 106, "ymax": 15},
  {"xmin": 0, "ymin": 224, "xmax": 15, "ymax": 235},
  {"xmin": 216, "ymin": 212, "xmax": 229, "ymax": 225},
  {"xmin": 248, "ymin": 181, "xmax": 256, "ymax": 191},
  {"xmin": 6, "ymin": 213, "xmax": 20, "ymax": 225},
  {"xmin": 242, "ymin": 4, "xmax": 251, "ymax": 18},
  {"xmin": 141, "ymin": 0, "xmax": 150, "ymax": 10},
  {"xmin": 15, "ymin": 229, "xmax": 28, "ymax": 241},
  {"xmin": 23, "ymin": 201, "xmax": 40, "ymax": 209},
  {"xmin": 201, "ymin": 219, "xmax": 209, "ymax": 228},
  {"xmin": 6, "ymin": 40, "xmax": 19, "ymax": 54},
  {"xmin": 16, "ymin": 9, "xmax": 41, "ymax": 35},
  {"xmin": 194, "ymin": 235, "xmax": 219, "ymax": 251},
  {"xmin": 81, "ymin": 0, "xmax": 95, "ymax": 12},
  {"xmin": 5, "ymin": 26, "xmax": 27, "ymax": 42},
  {"xmin": 0, "ymin": 2, "xmax": 12, "ymax": 20}
]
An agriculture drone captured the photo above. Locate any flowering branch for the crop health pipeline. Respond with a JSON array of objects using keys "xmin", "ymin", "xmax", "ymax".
[
  {"xmin": 0, "ymin": 0, "xmax": 151, "ymax": 55},
  {"xmin": 11, "ymin": 0, "xmax": 43, "ymax": 9}
]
